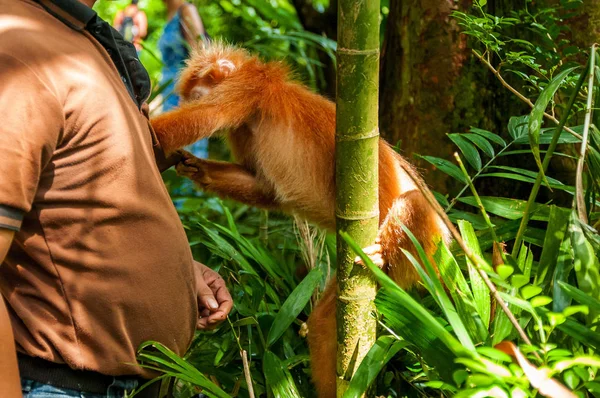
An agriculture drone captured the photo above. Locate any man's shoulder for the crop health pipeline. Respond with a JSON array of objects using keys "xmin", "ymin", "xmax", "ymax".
[{"xmin": 0, "ymin": 0, "xmax": 73, "ymax": 56}]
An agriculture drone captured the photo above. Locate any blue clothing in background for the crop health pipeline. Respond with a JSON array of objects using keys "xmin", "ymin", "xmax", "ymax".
[{"xmin": 158, "ymin": 6, "xmax": 208, "ymax": 157}]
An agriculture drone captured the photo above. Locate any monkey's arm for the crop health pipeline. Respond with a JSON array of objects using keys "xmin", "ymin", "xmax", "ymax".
[
  {"xmin": 176, "ymin": 153, "xmax": 279, "ymax": 210},
  {"xmin": 151, "ymin": 93, "xmax": 256, "ymax": 155}
]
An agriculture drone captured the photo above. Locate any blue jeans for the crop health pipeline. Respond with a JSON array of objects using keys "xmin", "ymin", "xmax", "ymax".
[{"xmin": 21, "ymin": 378, "xmax": 140, "ymax": 398}]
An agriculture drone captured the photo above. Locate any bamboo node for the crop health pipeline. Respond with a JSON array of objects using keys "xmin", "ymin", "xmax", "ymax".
[
  {"xmin": 336, "ymin": 127, "xmax": 380, "ymax": 141},
  {"xmin": 337, "ymin": 47, "xmax": 379, "ymax": 55},
  {"xmin": 335, "ymin": 210, "xmax": 379, "ymax": 221},
  {"xmin": 337, "ymin": 294, "xmax": 377, "ymax": 303}
]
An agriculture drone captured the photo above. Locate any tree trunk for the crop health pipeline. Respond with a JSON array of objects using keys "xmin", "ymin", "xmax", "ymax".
[
  {"xmin": 380, "ymin": 0, "xmax": 472, "ymax": 191},
  {"xmin": 379, "ymin": 0, "xmax": 534, "ymax": 194},
  {"xmin": 335, "ymin": 0, "xmax": 380, "ymax": 396}
]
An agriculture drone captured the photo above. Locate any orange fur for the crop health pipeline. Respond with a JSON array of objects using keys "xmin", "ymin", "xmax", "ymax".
[{"xmin": 151, "ymin": 43, "xmax": 449, "ymax": 398}]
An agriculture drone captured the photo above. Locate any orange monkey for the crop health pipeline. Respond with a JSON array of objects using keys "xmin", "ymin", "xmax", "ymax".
[{"xmin": 151, "ymin": 43, "xmax": 449, "ymax": 398}]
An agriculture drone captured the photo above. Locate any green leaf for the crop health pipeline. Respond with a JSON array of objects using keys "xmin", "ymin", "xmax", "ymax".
[
  {"xmin": 458, "ymin": 221, "xmax": 491, "ymax": 328},
  {"xmin": 422, "ymin": 381, "xmax": 458, "ymax": 392},
  {"xmin": 570, "ymin": 215, "xmax": 600, "ymax": 321},
  {"xmin": 263, "ymin": 351, "xmax": 302, "ymax": 398},
  {"xmin": 528, "ymin": 67, "xmax": 578, "ymax": 187},
  {"xmin": 136, "ymin": 341, "xmax": 230, "ymax": 398},
  {"xmin": 535, "ymin": 206, "xmax": 571, "ymax": 288},
  {"xmin": 553, "ymin": 235, "xmax": 575, "ymax": 313},
  {"xmin": 417, "ymin": 155, "xmax": 467, "ymax": 183},
  {"xmin": 489, "ymin": 166, "xmax": 571, "ymax": 190},
  {"xmin": 538, "ymin": 308, "xmax": 600, "ymax": 350},
  {"xmin": 458, "ymin": 196, "xmax": 559, "ymax": 221},
  {"xmin": 449, "ymin": 134, "xmax": 483, "ymax": 170},
  {"xmin": 557, "ymin": 281, "xmax": 600, "ymax": 313},
  {"xmin": 531, "ymin": 296, "xmax": 553, "ymax": 307},
  {"xmin": 513, "ymin": 129, "xmax": 581, "ymax": 145},
  {"xmin": 563, "ymin": 370, "xmax": 580, "ymax": 390},
  {"xmin": 476, "ymin": 346, "xmax": 512, "ymax": 362},
  {"xmin": 507, "ymin": 115, "xmax": 529, "ymax": 140},
  {"xmin": 497, "ymin": 265, "xmax": 514, "ymax": 280},
  {"xmin": 521, "ymin": 285, "xmax": 542, "ymax": 299},
  {"xmin": 470, "ymin": 127, "xmax": 507, "ymax": 147},
  {"xmin": 267, "ymin": 267, "xmax": 322, "ymax": 347},
  {"xmin": 511, "ymin": 275, "xmax": 529, "ymax": 289},
  {"xmin": 344, "ymin": 337, "xmax": 409, "ymax": 398},
  {"xmin": 463, "ymin": 133, "xmax": 495, "ymax": 157}
]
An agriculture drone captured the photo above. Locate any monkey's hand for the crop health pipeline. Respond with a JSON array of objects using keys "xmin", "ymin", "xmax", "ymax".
[
  {"xmin": 354, "ymin": 238, "xmax": 386, "ymax": 269},
  {"xmin": 175, "ymin": 150, "xmax": 210, "ymax": 186}
]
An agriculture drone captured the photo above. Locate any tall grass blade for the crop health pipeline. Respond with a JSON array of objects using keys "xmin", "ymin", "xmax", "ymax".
[
  {"xmin": 458, "ymin": 220, "xmax": 491, "ymax": 328},
  {"xmin": 341, "ymin": 231, "xmax": 475, "ymax": 383},
  {"xmin": 535, "ymin": 206, "xmax": 571, "ymax": 289},
  {"xmin": 136, "ymin": 341, "xmax": 230, "ymax": 398},
  {"xmin": 343, "ymin": 336, "xmax": 409, "ymax": 398},
  {"xmin": 436, "ymin": 242, "xmax": 488, "ymax": 343},
  {"xmin": 263, "ymin": 351, "xmax": 302, "ymax": 398},
  {"xmin": 400, "ymin": 225, "xmax": 476, "ymax": 351},
  {"xmin": 569, "ymin": 212, "xmax": 600, "ymax": 323}
]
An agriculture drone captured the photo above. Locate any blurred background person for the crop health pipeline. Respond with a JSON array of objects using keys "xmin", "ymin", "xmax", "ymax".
[
  {"xmin": 157, "ymin": 0, "xmax": 209, "ymax": 157},
  {"xmin": 158, "ymin": 0, "xmax": 210, "ymax": 158},
  {"xmin": 113, "ymin": 0, "xmax": 148, "ymax": 53}
]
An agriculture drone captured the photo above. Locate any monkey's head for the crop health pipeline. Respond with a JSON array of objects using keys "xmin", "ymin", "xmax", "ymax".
[{"xmin": 176, "ymin": 43, "xmax": 254, "ymax": 103}]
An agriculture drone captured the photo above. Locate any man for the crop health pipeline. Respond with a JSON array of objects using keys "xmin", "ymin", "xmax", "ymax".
[
  {"xmin": 0, "ymin": 0, "xmax": 233, "ymax": 397},
  {"xmin": 113, "ymin": 0, "xmax": 148, "ymax": 52}
]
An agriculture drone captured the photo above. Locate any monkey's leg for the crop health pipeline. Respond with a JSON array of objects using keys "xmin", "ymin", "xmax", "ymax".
[
  {"xmin": 176, "ymin": 154, "xmax": 279, "ymax": 209},
  {"xmin": 307, "ymin": 278, "xmax": 337, "ymax": 398},
  {"xmin": 377, "ymin": 189, "xmax": 447, "ymax": 289}
]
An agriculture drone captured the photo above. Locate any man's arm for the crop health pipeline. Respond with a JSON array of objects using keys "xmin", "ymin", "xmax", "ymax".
[
  {"xmin": 136, "ymin": 11, "xmax": 148, "ymax": 39},
  {"xmin": 180, "ymin": 3, "xmax": 207, "ymax": 49},
  {"xmin": 0, "ymin": 228, "xmax": 20, "ymax": 397}
]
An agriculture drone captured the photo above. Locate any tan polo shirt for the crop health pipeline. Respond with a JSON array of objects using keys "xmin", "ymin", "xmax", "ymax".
[{"xmin": 0, "ymin": 0, "xmax": 197, "ymax": 377}]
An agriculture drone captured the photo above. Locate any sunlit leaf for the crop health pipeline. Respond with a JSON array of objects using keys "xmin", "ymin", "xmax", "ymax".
[{"xmin": 267, "ymin": 267, "xmax": 322, "ymax": 347}]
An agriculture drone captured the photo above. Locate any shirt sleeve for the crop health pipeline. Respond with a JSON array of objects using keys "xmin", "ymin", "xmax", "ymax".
[{"xmin": 0, "ymin": 54, "xmax": 64, "ymax": 230}]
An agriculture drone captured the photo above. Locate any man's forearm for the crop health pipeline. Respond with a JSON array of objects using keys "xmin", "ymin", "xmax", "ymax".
[{"xmin": 0, "ymin": 229, "xmax": 20, "ymax": 397}]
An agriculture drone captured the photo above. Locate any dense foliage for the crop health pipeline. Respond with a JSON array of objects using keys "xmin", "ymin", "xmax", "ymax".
[{"xmin": 95, "ymin": 0, "xmax": 600, "ymax": 397}]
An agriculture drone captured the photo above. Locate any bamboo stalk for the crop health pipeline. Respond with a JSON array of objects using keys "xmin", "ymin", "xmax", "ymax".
[{"xmin": 335, "ymin": 0, "xmax": 380, "ymax": 396}]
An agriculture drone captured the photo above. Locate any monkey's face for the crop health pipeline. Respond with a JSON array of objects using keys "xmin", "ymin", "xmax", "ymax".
[
  {"xmin": 183, "ymin": 59, "xmax": 237, "ymax": 103},
  {"xmin": 177, "ymin": 44, "xmax": 250, "ymax": 104}
]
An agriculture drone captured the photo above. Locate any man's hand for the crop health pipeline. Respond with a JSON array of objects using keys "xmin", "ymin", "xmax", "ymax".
[{"xmin": 193, "ymin": 261, "xmax": 233, "ymax": 330}]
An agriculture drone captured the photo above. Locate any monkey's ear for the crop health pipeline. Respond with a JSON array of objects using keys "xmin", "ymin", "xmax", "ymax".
[{"xmin": 209, "ymin": 59, "xmax": 237, "ymax": 82}]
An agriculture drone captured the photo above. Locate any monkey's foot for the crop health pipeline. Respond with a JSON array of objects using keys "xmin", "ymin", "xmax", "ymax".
[
  {"xmin": 354, "ymin": 242, "xmax": 385, "ymax": 268},
  {"xmin": 299, "ymin": 322, "xmax": 309, "ymax": 338}
]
